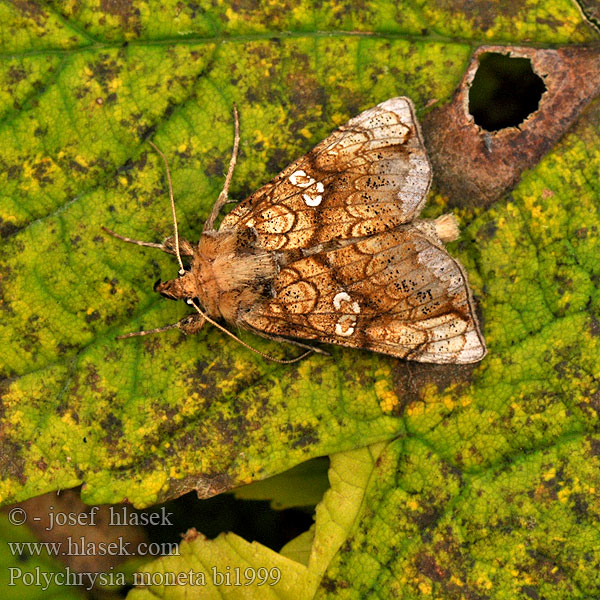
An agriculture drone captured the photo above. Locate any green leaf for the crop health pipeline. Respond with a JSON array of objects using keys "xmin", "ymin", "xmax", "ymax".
[
  {"xmin": 1, "ymin": 0, "xmax": 600, "ymax": 598},
  {"xmin": 1, "ymin": 0, "xmax": 481, "ymax": 508},
  {"xmin": 127, "ymin": 445, "xmax": 384, "ymax": 599},
  {"xmin": 232, "ymin": 457, "xmax": 330, "ymax": 509},
  {"xmin": 315, "ymin": 437, "xmax": 600, "ymax": 597}
]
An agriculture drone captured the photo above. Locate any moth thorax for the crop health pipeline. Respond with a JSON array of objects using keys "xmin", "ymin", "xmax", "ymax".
[
  {"xmin": 189, "ymin": 253, "xmax": 222, "ymax": 318},
  {"xmin": 208, "ymin": 251, "xmax": 278, "ymax": 322}
]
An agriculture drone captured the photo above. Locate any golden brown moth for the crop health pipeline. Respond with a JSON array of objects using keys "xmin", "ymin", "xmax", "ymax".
[{"xmin": 104, "ymin": 98, "xmax": 487, "ymax": 364}]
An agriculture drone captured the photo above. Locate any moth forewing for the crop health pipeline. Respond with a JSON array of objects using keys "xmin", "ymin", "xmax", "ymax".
[{"xmin": 113, "ymin": 97, "xmax": 486, "ymax": 364}]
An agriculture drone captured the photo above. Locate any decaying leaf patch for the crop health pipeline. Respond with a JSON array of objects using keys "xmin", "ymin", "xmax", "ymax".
[{"xmin": 423, "ymin": 45, "xmax": 600, "ymax": 207}]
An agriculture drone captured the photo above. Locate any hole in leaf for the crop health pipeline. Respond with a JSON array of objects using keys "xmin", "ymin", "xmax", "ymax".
[
  {"xmin": 145, "ymin": 492, "xmax": 315, "ymax": 552},
  {"xmin": 144, "ymin": 458, "xmax": 330, "ymax": 552},
  {"xmin": 469, "ymin": 53, "xmax": 546, "ymax": 131}
]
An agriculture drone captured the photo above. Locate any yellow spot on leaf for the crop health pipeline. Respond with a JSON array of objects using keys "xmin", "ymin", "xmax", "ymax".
[
  {"xmin": 74, "ymin": 155, "xmax": 90, "ymax": 168},
  {"xmin": 253, "ymin": 130, "xmax": 272, "ymax": 150},
  {"xmin": 443, "ymin": 395, "xmax": 456, "ymax": 410},
  {"xmin": 375, "ymin": 372, "xmax": 398, "ymax": 413},
  {"xmin": 523, "ymin": 194, "xmax": 543, "ymax": 219},
  {"xmin": 418, "ymin": 582, "xmax": 432, "ymax": 595}
]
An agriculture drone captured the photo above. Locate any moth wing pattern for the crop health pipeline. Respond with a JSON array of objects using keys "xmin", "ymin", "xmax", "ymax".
[
  {"xmin": 106, "ymin": 96, "xmax": 486, "ymax": 364},
  {"xmin": 220, "ymin": 97, "xmax": 432, "ymax": 250},
  {"xmin": 241, "ymin": 226, "xmax": 486, "ymax": 364}
]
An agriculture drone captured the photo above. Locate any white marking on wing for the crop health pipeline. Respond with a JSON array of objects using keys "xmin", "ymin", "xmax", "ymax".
[
  {"xmin": 303, "ymin": 193, "xmax": 322, "ymax": 207},
  {"xmin": 289, "ymin": 170, "xmax": 316, "ymax": 188},
  {"xmin": 335, "ymin": 315, "xmax": 357, "ymax": 337},
  {"xmin": 333, "ymin": 291, "xmax": 351, "ymax": 310}
]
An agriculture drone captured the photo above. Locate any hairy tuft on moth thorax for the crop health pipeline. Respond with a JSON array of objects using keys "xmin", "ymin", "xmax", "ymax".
[{"xmin": 155, "ymin": 228, "xmax": 279, "ymax": 323}]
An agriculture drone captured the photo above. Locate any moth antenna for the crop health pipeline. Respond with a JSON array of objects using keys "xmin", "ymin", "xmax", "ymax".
[
  {"xmin": 148, "ymin": 140, "xmax": 185, "ymax": 276},
  {"xmin": 101, "ymin": 226, "xmax": 166, "ymax": 250},
  {"xmin": 186, "ymin": 299, "xmax": 312, "ymax": 364},
  {"xmin": 116, "ymin": 322, "xmax": 183, "ymax": 339},
  {"xmin": 204, "ymin": 104, "xmax": 240, "ymax": 232}
]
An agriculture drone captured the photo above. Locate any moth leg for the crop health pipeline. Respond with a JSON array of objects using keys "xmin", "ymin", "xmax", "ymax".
[
  {"xmin": 177, "ymin": 314, "xmax": 207, "ymax": 335},
  {"xmin": 102, "ymin": 226, "xmax": 194, "ymax": 256},
  {"xmin": 203, "ymin": 105, "xmax": 240, "ymax": 232},
  {"xmin": 117, "ymin": 314, "xmax": 205, "ymax": 339},
  {"xmin": 249, "ymin": 328, "xmax": 330, "ymax": 357}
]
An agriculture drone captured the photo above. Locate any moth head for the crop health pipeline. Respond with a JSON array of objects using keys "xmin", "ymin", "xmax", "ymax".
[{"xmin": 154, "ymin": 273, "xmax": 197, "ymax": 300}]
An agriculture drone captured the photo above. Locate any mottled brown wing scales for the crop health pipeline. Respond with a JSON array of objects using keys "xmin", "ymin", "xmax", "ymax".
[
  {"xmin": 216, "ymin": 96, "xmax": 486, "ymax": 364},
  {"xmin": 242, "ymin": 227, "xmax": 485, "ymax": 364},
  {"xmin": 220, "ymin": 97, "xmax": 432, "ymax": 250}
]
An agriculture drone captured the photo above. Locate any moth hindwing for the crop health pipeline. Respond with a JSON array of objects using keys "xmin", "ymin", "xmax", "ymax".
[{"xmin": 113, "ymin": 97, "xmax": 487, "ymax": 364}]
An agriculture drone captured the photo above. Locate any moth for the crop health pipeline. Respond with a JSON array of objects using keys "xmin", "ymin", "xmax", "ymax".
[{"xmin": 104, "ymin": 97, "xmax": 487, "ymax": 364}]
